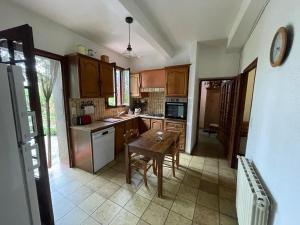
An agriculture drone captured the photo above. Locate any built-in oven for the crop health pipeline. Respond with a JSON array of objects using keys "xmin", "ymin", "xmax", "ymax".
[{"xmin": 165, "ymin": 98, "xmax": 187, "ymax": 120}]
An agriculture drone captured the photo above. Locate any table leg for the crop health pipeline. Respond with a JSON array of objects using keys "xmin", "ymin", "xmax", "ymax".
[
  {"xmin": 156, "ymin": 155, "xmax": 163, "ymax": 198},
  {"xmin": 125, "ymin": 146, "xmax": 131, "ymax": 184}
]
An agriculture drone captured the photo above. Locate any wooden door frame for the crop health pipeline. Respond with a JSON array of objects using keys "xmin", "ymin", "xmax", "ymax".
[
  {"xmin": 229, "ymin": 58, "xmax": 258, "ymax": 168},
  {"xmin": 34, "ymin": 49, "xmax": 73, "ymax": 167},
  {"xmin": 193, "ymin": 76, "xmax": 233, "ymax": 152}
]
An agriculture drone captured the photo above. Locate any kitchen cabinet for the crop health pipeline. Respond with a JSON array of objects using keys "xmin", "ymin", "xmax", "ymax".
[
  {"xmin": 140, "ymin": 69, "xmax": 165, "ymax": 88},
  {"xmin": 68, "ymin": 54, "xmax": 101, "ymax": 98},
  {"xmin": 164, "ymin": 120, "xmax": 186, "ymax": 151},
  {"xmin": 115, "ymin": 122, "xmax": 125, "ymax": 155},
  {"xmin": 139, "ymin": 118, "xmax": 151, "ymax": 133},
  {"xmin": 165, "ymin": 64, "xmax": 189, "ymax": 97},
  {"xmin": 151, "ymin": 119, "xmax": 164, "ymax": 130},
  {"xmin": 125, "ymin": 119, "xmax": 133, "ymax": 131},
  {"xmin": 67, "ymin": 53, "xmax": 114, "ymax": 98},
  {"xmin": 99, "ymin": 61, "xmax": 114, "ymax": 97}
]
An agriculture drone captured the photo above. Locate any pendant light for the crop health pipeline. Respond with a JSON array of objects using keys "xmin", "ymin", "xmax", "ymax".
[{"xmin": 123, "ymin": 16, "xmax": 138, "ymax": 58}]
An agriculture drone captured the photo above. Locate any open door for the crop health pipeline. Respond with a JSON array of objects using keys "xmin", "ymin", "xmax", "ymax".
[
  {"xmin": 227, "ymin": 73, "xmax": 248, "ymax": 168},
  {"xmin": 0, "ymin": 25, "xmax": 54, "ymax": 225}
]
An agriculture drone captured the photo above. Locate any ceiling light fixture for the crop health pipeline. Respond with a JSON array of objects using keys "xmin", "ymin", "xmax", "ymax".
[{"xmin": 123, "ymin": 16, "xmax": 138, "ymax": 58}]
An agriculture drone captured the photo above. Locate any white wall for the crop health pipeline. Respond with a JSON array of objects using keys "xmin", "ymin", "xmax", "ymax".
[
  {"xmin": 130, "ymin": 48, "xmax": 190, "ymax": 72},
  {"xmin": 240, "ymin": 0, "xmax": 300, "ymax": 224},
  {"xmin": 0, "ymin": 0, "xmax": 130, "ymax": 68},
  {"xmin": 198, "ymin": 43, "xmax": 240, "ymax": 78}
]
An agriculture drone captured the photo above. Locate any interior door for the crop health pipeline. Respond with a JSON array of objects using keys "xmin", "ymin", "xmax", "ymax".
[
  {"xmin": 0, "ymin": 25, "xmax": 54, "ymax": 225},
  {"xmin": 227, "ymin": 73, "xmax": 248, "ymax": 168}
]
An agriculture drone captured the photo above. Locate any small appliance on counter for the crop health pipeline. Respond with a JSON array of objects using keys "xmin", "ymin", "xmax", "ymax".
[
  {"xmin": 77, "ymin": 115, "xmax": 92, "ymax": 125},
  {"xmin": 165, "ymin": 97, "xmax": 188, "ymax": 120},
  {"xmin": 134, "ymin": 108, "xmax": 141, "ymax": 115}
]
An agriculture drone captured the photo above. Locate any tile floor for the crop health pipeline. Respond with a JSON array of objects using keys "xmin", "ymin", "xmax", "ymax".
[{"xmin": 48, "ymin": 130, "xmax": 238, "ymax": 225}]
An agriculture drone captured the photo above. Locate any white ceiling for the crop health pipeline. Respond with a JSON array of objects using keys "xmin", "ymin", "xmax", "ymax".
[{"xmin": 10, "ymin": 0, "xmax": 243, "ymax": 57}]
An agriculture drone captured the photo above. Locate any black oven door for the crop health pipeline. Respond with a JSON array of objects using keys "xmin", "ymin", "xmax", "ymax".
[{"xmin": 165, "ymin": 102, "xmax": 187, "ymax": 120}]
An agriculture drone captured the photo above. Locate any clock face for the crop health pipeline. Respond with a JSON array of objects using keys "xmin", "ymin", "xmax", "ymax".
[{"xmin": 270, "ymin": 27, "xmax": 288, "ymax": 67}]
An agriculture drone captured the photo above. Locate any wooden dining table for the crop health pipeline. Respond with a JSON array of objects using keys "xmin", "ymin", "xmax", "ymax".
[{"xmin": 125, "ymin": 129, "xmax": 179, "ymax": 198}]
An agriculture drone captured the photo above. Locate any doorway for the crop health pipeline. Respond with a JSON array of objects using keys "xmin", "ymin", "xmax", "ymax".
[
  {"xmin": 35, "ymin": 55, "xmax": 69, "ymax": 171},
  {"xmin": 195, "ymin": 78, "xmax": 232, "ymax": 157}
]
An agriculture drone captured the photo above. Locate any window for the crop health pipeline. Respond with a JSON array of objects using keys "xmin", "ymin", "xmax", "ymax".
[{"xmin": 108, "ymin": 67, "xmax": 130, "ymax": 107}]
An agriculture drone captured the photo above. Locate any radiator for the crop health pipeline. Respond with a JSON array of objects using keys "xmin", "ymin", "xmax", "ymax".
[{"xmin": 236, "ymin": 156, "xmax": 270, "ymax": 225}]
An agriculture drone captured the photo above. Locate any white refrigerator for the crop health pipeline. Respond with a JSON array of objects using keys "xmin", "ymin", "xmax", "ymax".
[{"xmin": 0, "ymin": 63, "xmax": 41, "ymax": 225}]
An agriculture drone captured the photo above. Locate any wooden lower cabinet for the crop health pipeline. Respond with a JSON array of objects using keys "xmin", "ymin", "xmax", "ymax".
[
  {"xmin": 164, "ymin": 120, "xmax": 186, "ymax": 151},
  {"xmin": 151, "ymin": 119, "xmax": 164, "ymax": 130},
  {"xmin": 139, "ymin": 118, "xmax": 151, "ymax": 133},
  {"xmin": 115, "ymin": 122, "xmax": 125, "ymax": 155}
]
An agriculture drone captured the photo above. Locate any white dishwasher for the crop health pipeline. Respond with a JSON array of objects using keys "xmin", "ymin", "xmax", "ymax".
[{"xmin": 92, "ymin": 127, "xmax": 115, "ymax": 173}]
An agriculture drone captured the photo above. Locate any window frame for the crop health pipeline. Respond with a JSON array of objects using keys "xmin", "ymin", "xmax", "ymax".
[{"xmin": 106, "ymin": 66, "xmax": 130, "ymax": 108}]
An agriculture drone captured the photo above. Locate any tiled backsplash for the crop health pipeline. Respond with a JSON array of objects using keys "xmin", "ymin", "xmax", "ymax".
[
  {"xmin": 69, "ymin": 98, "xmax": 127, "ymax": 125},
  {"xmin": 145, "ymin": 92, "xmax": 165, "ymax": 114}
]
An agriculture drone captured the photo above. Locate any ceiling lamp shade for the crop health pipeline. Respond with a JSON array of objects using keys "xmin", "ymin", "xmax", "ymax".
[{"xmin": 123, "ymin": 16, "xmax": 139, "ymax": 58}]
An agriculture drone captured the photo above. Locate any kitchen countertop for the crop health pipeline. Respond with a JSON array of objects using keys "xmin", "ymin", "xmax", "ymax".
[{"xmin": 70, "ymin": 114, "xmax": 165, "ymax": 132}]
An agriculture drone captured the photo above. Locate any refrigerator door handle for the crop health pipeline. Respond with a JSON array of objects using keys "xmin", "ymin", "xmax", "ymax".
[
  {"xmin": 25, "ymin": 111, "xmax": 38, "ymax": 139},
  {"xmin": 23, "ymin": 143, "xmax": 40, "ymax": 170}
]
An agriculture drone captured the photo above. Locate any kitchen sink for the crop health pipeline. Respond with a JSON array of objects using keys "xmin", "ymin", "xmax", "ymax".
[{"xmin": 102, "ymin": 117, "xmax": 124, "ymax": 123}]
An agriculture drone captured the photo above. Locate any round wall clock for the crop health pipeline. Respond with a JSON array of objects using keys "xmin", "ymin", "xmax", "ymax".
[{"xmin": 270, "ymin": 27, "xmax": 288, "ymax": 67}]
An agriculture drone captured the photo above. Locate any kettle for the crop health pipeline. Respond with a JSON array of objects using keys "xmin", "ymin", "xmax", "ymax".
[{"xmin": 134, "ymin": 108, "xmax": 141, "ymax": 115}]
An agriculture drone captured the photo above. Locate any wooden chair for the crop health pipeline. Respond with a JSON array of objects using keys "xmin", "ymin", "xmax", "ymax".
[
  {"xmin": 153, "ymin": 132, "xmax": 180, "ymax": 177},
  {"xmin": 124, "ymin": 129, "xmax": 154, "ymax": 187}
]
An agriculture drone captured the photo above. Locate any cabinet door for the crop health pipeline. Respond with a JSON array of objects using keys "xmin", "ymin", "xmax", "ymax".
[
  {"xmin": 125, "ymin": 120, "xmax": 133, "ymax": 132},
  {"xmin": 79, "ymin": 57, "xmax": 101, "ymax": 98},
  {"xmin": 115, "ymin": 122, "xmax": 125, "ymax": 155},
  {"xmin": 139, "ymin": 118, "xmax": 151, "ymax": 133},
  {"xmin": 140, "ymin": 69, "xmax": 165, "ymax": 88},
  {"xmin": 132, "ymin": 118, "xmax": 139, "ymax": 130},
  {"xmin": 151, "ymin": 119, "xmax": 163, "ymax": 130},
  {"xmin": 165, "ymin": 66, "xmax": 189, "ymax": 97},
  {"xmin": 130, "ymin": 74, "xmax": 140, "ymax": 97},
  {"xmin": 99, "ymin": 62, "xmax": 114, "ymax": 97}
]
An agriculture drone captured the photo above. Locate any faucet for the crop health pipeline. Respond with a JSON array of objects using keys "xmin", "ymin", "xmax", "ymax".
[{"xmin": 117, "ymin": 111, "xmax": 126, "ymax": 117}]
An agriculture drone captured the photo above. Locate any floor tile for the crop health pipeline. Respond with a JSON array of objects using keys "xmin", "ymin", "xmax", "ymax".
[
  {"xmin": 110, "ymin": 188, "xmax": 134, "ymax": 206},
  {"xmin": 219, "ymin": 186, "xmax": 236, "ymax": 201},
  {"xmin": 110, "ymin": 171, "xmax": 127, "ymax": 186},
  {"xmin": 124, "ymin": 194, "xmax": 151, "ymax": 217},
  {"xmin": 219, "ymin": 198, "xmax": 237, "ymax": 218},
  {"xmin": 110, "ymin": 209, "xmax": 139, "ymax": 225},
  {"xmin": 57, "ymin": 207, "xmax": 89, "ymax": 225},
  {"xmin": 163, "ymin": 180, "xmax": 181, "ymax": 194},
  {"xmin": 177, "ymin": 184, "xmax": 198, "ymax": 202},
  {"xmin": 136, "ymin": 183, "xmax": 157, "ymax": 200},
  {"xmin": 80, "ymin": 217, "xmax": 101, "ymax": 225},
  {"xmin": 197, "ymin": 190, "xmax": 219, "ymax": 211},
  {"xmin": 165, "ymin": 211, "xmax": 192, "ymax": 225},
  {"xmin": 152, "ymin": 191, "xmax": 176, "ymax": 209},
  {"xmin": 122, "ymin": 177, "xmax": 143, "ymax": 192},
  {"xmin": 96, "ymin": 181, "xmax": 120, "ymax": 198},
  {"xmin": 182, "ymin": 174, "xmax": 201, "ymax": 189},
  {"xmin": 201, "ymin": 171, "xmax": 218, "ymax": 184},
  {"xmin": 67, "ymin": 185, "xmax": 93, "ymax": 205},
  {"xmin": 198, "ymin": 180, "xmax": 219, "ymax": 195},
  {"xmin": 53, "ymin": 196, "xmax": 76, "ymax": 221},
  {"xmin": 193, "ymin": 205, "xmax": 219, "ymax": 225},
  {"xmin": 91, "ymin": 200, "xmax": 122, "ymax": 225},
  {"xmin": 137, "ymin": 220, "xmax": 150, "ymax": 225},
  {"xmin": 220, "ymin": 214, "xmax": 238, "ymax": 225},
  {"xmin": 79, "ymin": 193, "xmax": 106, "ymax": 215},
  {"xmin": 85, "ymin": 176, "xmax": 109, "ymax": 191},
  {"xmin": 171, "ymin": 196, "xmax": 195, "ymax": 220},
  {"xmin": 58, "ymin": 179, "xmax": 83, "ymax": 195},
  {"xmin": 142, "ymin": 202, "xmax": 169, "ymax": 225}
]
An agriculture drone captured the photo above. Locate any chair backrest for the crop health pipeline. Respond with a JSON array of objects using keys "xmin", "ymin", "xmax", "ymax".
[{"xmin": 124, "ymin": 129, "xmax": 140, "ymax": 145}]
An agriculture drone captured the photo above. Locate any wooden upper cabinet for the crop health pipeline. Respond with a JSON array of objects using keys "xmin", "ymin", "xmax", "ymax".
[
  {"xmin": 79, "ymin": 56, "xmax": 101, "ymax": 98},
  {"xmin": 140, "ymin": 69, "xmax": 165, "ymax": 88},
  {"xmin": 165, "ymin": 65, "xmax": 190, "ymax": 97},
  {"xmin": 68, "ymin": 54, "xmax": 101, "ymax": 98},
  {"xmin": 130, "ymin": 73, "xmax": 140, "ymax": 97},
  {"xmin": 99, "ymin": 61, "xmax": 114, "ymax": 97}
]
